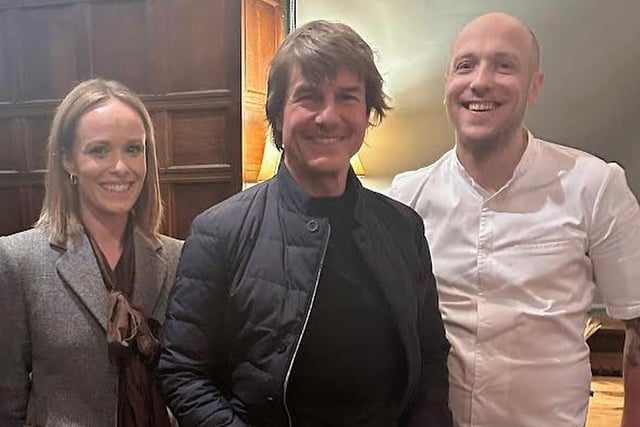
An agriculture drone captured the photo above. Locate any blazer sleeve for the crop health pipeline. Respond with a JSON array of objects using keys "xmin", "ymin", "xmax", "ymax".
[
  {"xmin": 0, "ymin": 238, "xmax": 32, "ymax": 427},
  {"xmin": 405, "ymin": 217, "xmax": 453, "ymax": 427},
  {"xmin": 158, "ymin": 215, "xmax": 250, "ymax": 427}
]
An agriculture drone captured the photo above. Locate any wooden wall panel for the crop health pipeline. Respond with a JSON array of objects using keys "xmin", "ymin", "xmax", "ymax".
[
  {"xmin": 25, "ymin": 115, "xmax": 53, "ymax": 171},
  {"xmin": 18, "ymin": 4, "xmax": 79, "ymax": 100},
  {"xmin": 245, "ymin": 0, "xmax": 279, "ymax": 94},
  {"xmin": 169, "ymin": 110, "xmax": 229, "ymax": 166},
  {"xmin": 242, "ymin": 0, "xmax": 282, "ymax": 182},
  {"xmin": 0, "ymin": 0, "xmax": 243, "ymax": 239},
  {"xmin": 165, "ymin": 0, "xmax": 227, "ymax": 92},
  {"xmin": 0, "ymin": 118, "xmax": 19, "ymax": 171},
  {"xmin": 0, "ymin": 186, "xmax": 27, "ymax": 236},
  {"xmin": 169, "ymin": 182, "xmax": 235, "ymax": 238},
  {"xmin": 89, "ymin": 1, "xmax": 149, "ymax": 94},
  {"xmin": 26, "ymin": 183, "xmax": 45, "ymax": 226},
  {"xmin": 0, "ymin": 10, "xmax": 11, "ymax": 102}
]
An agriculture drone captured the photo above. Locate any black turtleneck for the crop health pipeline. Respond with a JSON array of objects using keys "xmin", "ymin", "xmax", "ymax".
[{"xmin": 287, "ymin": 184, "xmax": 404, "ymax": 427}]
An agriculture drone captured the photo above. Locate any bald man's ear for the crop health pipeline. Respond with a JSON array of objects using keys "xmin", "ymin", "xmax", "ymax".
[{"xmin": 528, "ymin": 71, "xmax": 545, "ymax": 104}]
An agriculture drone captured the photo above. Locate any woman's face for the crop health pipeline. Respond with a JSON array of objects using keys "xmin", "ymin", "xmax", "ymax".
[{"xmin": 63, "ymin": 99, "xmax": 147, "ymax": 227}]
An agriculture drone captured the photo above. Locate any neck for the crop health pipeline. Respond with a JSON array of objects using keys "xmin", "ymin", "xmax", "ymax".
[
  {"xmin": 455, "ymin": 128, "xmax": 528, "ymax": 194},
  {"xmin": 80, "ymin": 208, "xmax": 128, "ymax": 269},
  {"xmin": 284, "ymin": 159, "xmax": 349, "ymax": 197}
]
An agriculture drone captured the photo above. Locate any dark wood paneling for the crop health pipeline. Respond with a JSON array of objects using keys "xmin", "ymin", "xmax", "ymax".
[
  {"xmin": 89, "ymin": 1, "xmax": 149, "ymax": 94},
  {"xmin": 169, "ymin": 182, "xmax": 235, "ymax": 238},
  {"xmin": 0, "ymin": 118, "xmax": 20, "ymax": 171},
  {"xmin": 18, "ymin": 4, "xmax": 79, "ymax": 100},
  {"xmin": 25, "ymin": 115, "xmax": 52, "ymax": 171},
  {"xmin": 0, "ymin": 186, "xmax": 27, "ymax": 236},
  {"xmin": 26, "ymin": 183, "xmax": 45, "ymax": 226},
  {"xmin": 0, "ymin": 0, "xmax": 243, "ymax": 238},
  {"xmin": 0, "ymin": 11, "xmax": 11, "ymax": 102},
  {"xmin": 169, "ymin": 109, "xmax": 229, "ymax": 167},
  {"xmin": 165, "ymin": 0, "xmax": 227, "ymax": 92}
]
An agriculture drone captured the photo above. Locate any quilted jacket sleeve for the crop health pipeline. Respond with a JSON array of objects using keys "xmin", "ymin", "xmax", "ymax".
[
  {"xmin": 405, "ymin": 215, "xmax": 453, "ymax": 427},
  {"xmin": 158, "ymin": 214, "xmax": 250, "ymax": 427}
]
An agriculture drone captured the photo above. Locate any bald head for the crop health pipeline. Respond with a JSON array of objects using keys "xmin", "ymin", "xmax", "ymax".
[
  {"xmin": 443, "ymin": 12, "xmax": 545, "ymax": 154},
  {"xmin": 449, "ymin": 12, "xmax": 540, "ymax": 74}
]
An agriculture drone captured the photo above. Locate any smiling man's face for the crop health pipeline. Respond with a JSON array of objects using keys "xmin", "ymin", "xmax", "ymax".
[{"xmin": 445, "ymin": 13, "xmax": 543, "ymax": 151}]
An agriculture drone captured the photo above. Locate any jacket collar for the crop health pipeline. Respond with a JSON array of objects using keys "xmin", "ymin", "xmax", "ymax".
[
  {"xmin": 54, "ymin": 228, "xmax": 167, "ymax": 331},
  {"xmin": 274, "ymin": 160, "xmax": 364, "ymax": 216}
]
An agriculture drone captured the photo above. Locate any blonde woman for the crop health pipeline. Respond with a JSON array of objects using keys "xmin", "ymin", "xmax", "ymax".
[{"xmin": 0, "ymin": 78, "xmax": 182, "ymax": 427}]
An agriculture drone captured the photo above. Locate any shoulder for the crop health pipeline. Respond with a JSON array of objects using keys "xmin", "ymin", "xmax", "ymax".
[
  {"xmin": 536, "ymin": 137, "xmax": 612, "ymax": 176},
  {"xmin": 190, "ymin": 181, "xmax": 269, "ymax": 238},
  {"xmin": 534, "ymin": 137, "xmax": 630, "ymax": 193},
  {"xmin": 0, "ymin": 227, "xmax": 52, "ymax": 258},
  {"xmin": 361, "ymin": 188, "xmax": 424, "ymax": 233},
  {"xmin": 157, "ymin": 234, "xmax": 183, "ymax": 254},
  {"xmin": 156, "ymin": 234, "xmax": 184, "ymax": 266},
  {"xmin": 390, "ymin": 150, "xmax": 454, "ymax": 204},
  {"xmin": 0, "ymin": 228, "xmax": 57, "ymax": 285}
]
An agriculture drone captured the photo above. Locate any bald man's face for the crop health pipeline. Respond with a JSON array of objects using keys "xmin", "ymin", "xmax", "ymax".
[{"xmin": 445, "ymin": 15, "xmax": 543, "ymax": 149}]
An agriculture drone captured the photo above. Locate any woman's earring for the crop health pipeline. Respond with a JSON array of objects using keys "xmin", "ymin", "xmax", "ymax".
[{"xmin": 69, "ymin": 173, "xmax": 77, "ymax": 185}]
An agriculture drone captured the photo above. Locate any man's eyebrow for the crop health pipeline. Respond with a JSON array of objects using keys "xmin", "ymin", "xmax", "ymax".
[
  {"xmin": 338, "ymin": 85, "xmax": 363, "ymax": 93},
  {"xmin": 493, "ymin": 51, "xmax": 520, "ymax": 61},
  {"xmin": 451, "ymin": 53, "xmax": 475, "ymax": 63},
  {"xmin": 291, "ymin": 82, "xmax": 317, "ymax": 92}
]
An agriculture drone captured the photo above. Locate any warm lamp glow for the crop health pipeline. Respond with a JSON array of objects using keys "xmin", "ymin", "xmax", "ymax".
[
  {"xmin": 257, "ymin": 141, "xmax": 281, "ymax": 181},
  {"xmin": 350, "ymin": 152, "xmax": 365, "ymax": 176},
  {"xmin": 257, "ymin": 144, "xmax": 366, "ymax": 181}
]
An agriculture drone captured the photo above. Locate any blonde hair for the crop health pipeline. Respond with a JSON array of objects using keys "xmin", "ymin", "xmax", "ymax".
[{"xmin": 36, "ymin": 78, "xmax": 163, "ymax": 244}]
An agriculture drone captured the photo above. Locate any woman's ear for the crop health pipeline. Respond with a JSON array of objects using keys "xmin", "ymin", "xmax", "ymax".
[{"xmin": 62, "ymin": 152, "xmax": 75, "ymax": 175}]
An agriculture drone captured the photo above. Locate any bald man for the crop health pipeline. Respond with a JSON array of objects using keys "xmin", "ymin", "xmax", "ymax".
[{"xmin": 391, "ymin": 12, "xmax": 640, "ymax": 427}]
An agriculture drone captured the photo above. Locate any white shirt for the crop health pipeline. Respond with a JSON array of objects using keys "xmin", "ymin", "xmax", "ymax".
[{"xmin": 390, "ymin": 133, "xmax": 640, "ymax": 427}]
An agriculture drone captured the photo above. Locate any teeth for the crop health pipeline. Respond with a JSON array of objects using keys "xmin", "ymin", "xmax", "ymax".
[
  {"xmin": 315, "ymin": 136, "xmax": 341, "ymax": 143},
  {"xmin": 468, "ymin": 102, "xmax": 496, "ymax": 111},
  {"xmin": 102, "ymin": 183, "xmax": 131, "ymax": 193}
]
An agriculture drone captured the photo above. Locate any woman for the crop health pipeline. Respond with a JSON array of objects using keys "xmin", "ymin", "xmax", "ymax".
[{"xmin": 0, "ymin": 78, "xmax": 183, "ymax": 427}]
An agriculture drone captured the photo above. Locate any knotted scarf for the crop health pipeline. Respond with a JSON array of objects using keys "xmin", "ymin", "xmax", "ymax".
[{"xmin": 87, "ymin": 223, "xmax": 170, "ymax": 427}]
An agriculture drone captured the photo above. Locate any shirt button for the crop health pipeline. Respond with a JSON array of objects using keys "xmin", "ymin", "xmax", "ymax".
[
  {"xmin": 306, "ymin": 220, "xmax": 319, "ymax": 232},
  {"xmin": 266, "ymin": 396, "xmax": 275, "ymax": 403},
  {"xmin": 276, "ymin": 342, "xmax": 287, "ymax": 353}
]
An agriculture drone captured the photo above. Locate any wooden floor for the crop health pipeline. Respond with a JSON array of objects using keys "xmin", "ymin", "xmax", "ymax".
[{"xmin": 587, "ymin": 376, "xmax": 623, "ymax": 427}]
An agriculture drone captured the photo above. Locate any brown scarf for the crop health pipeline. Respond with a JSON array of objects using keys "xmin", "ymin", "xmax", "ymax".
[{"xmin": 87, "ymin": 223, "xmax": 171, "ymax": 427}]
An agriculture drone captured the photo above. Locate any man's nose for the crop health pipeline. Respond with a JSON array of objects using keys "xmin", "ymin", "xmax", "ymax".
[
  {"xmin": 469, "ymin": 64, "xmax": 493, "ymax": 94},
  {"xmin": 315, "ymin": 97, "xmax": 340, "ymax": 126}
]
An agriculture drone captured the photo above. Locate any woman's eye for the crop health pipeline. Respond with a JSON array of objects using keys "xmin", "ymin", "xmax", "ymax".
[
  {"xmin": 88, "ymin": 145, "xmax": 109, "ymax": 156},
  {"xmin": 127, "ymin": 144, "xmax": 144, "ymax": 155}
]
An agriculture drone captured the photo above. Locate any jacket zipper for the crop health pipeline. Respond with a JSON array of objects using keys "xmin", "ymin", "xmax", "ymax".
[{"xmin": 282, "ymin": 224, "xmax": 331, "ymax": 427}]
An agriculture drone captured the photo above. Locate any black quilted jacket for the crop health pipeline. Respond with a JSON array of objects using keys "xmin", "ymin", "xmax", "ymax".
[{"xmin": 158, "ymin": 165, "xmax": 452, "ymax": 427}]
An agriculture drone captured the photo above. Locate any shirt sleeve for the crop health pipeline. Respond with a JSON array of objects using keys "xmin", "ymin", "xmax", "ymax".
[{"xmin": 589, "ymin": 163, "xmax": 640, "ymax": 320}]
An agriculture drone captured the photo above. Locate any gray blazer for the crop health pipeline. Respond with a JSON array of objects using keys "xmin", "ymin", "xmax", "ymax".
[{"xmin": 0, "ymin": 227, "xmax": 183, "ymax": 427}]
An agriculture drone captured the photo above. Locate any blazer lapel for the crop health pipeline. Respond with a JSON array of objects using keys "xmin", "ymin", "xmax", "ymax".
[
  {"xmin": 131, "ymin": 230, "xmax": 167, "ymax": 322},
  {"xmin": 55, "ymin": 234, "xmax": 109, "ymax": 331}
]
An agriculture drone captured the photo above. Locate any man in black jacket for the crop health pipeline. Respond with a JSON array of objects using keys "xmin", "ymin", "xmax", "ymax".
[{"xmin": 159, "ymin": 20, "xmax": 452, "ymax": 427}]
